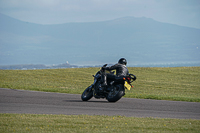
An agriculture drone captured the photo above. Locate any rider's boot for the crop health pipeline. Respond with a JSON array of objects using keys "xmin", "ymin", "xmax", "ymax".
[{"xmin": 101, "ymin": 74, "xmax": 107, "ymax": 87}]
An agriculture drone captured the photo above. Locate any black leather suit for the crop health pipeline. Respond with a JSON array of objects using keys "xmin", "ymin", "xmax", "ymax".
[
  {"xmin": 101, "ymin": 63, "xmax": 129, "ymax": 86},
  {"xmin": 104, "ymin": 63, "xmax": 129, "ymax": 77}
]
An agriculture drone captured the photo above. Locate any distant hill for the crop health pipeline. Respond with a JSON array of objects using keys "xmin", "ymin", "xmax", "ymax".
[
  {"xmin": 0, "ymin": 13, "xmax": 200, "ymax": 66},
  {"xmin": 0, "ymin": 62, "xmax": 79, "ymax": 70}
]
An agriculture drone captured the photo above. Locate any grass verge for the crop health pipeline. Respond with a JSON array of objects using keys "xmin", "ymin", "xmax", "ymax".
[
  {"xmin": 0, "ymin": 114, "xmax": 199, "ymax": 133},
  {"xmin": 0, "ymin": 67, "xmax": 199, "ymax": 102}
]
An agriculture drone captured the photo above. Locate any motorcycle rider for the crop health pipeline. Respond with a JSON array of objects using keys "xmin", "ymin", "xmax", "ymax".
[{"xmin": 101, "ymin": 58, "xmax": 129, "ymax": 88}]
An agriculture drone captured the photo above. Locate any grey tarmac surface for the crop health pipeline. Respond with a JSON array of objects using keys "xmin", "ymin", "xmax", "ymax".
[{"xmin": 0, "ymin": 88, "xmax": 200, "ymax": 119}]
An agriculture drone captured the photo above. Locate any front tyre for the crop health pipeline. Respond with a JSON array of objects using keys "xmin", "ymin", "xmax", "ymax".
[
  {"xmin": 81, "ymin": 85, "xmax": 93, "ymax": 101},
  {"xmin": 107, "ymin": 85, "xmax": 125, "ymax": 102}
]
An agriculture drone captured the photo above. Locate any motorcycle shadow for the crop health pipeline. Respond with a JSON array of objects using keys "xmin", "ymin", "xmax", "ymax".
[{"xmin": 63, "ymin": 99, "xmax": 109, "ymax": 103}]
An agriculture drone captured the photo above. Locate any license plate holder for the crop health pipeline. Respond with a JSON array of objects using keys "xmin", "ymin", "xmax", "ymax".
[{"xmin": 124, "ymin": 81, "xmax": 131, "ymax": 90}]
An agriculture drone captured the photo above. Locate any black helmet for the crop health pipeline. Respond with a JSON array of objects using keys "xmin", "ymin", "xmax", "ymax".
[{"xmin": 118, "ymin": 58, "xmax": 127, "ymax": 65}]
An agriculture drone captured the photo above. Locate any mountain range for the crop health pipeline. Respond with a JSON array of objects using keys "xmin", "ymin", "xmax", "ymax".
[{"xmin": 0, "ymin": 13, "xmax": 200, "ymax": 67}]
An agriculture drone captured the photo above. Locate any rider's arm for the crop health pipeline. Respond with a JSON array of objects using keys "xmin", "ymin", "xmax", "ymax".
[{"xmin": 104, "ymin": 64, "xmax": 118, "ymax": 71}]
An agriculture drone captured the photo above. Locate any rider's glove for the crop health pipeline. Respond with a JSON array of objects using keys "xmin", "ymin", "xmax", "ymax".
[{"xmin": 102, "ymin": 67, "xmax": 106, "ymax": 71}]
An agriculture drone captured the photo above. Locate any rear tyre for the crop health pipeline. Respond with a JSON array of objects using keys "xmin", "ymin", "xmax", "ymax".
[
  {"xmin": 106, "ymin": 84, "xmax": 124, "ymax": 102},
  {"xmin": 81, "ymin": 86, "xmax": 93, "ymax": 101}
]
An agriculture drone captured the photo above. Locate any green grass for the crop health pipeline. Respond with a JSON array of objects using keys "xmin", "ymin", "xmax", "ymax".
[
  {"xmin": 0, "ymin": 114, "xmax": 199, "ymax": 133},
  {"xmin": 0, "ymin": 67, "xmax": 200, "ymax": 102},
  {"xmin": 0, "ymin": 68, "xmax": 200, "ymax": 132}
]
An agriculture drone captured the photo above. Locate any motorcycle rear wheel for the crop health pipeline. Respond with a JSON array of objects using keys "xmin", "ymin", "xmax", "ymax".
[
  {"xmin": 106, "ymin": 85, "xmax": 124, "ymax": 102},
  {"xmin": 81, "ymin": 85, "xmax": 93, "ymax": 101}
]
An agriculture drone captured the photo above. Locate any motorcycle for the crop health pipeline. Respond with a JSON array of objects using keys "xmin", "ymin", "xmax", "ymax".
[{"xmin": 81, "ymin": 64, "xmax": 136, "ymax": 102}]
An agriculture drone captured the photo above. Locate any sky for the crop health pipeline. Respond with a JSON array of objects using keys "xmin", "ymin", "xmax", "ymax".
[{"xmin": 0, "ymin": 0, "xmax": 200, "ymax": 29}]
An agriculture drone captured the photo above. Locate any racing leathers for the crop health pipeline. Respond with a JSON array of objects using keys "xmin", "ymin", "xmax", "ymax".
[{"xmin": 101, "ymin": 63, "xmax": 129, "ymax": 87}]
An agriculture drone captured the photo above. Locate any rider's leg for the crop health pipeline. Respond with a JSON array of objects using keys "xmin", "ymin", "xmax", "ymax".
[
  {"xmin": 101, "ymin": 73, "xmax": 116, "ymax": 88},
  {"xmin": 101, "ymin": 73, "xmax": 107, "ymax": 87}
]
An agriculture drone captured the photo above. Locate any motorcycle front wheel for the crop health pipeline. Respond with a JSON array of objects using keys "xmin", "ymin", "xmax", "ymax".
[
  {"xmin": 81, "ymin": 85, "xmax": 93, "ymax": 101},
  {"xmin": 106, "ymin": 84, "xmax": 125, "ymax": 102}
]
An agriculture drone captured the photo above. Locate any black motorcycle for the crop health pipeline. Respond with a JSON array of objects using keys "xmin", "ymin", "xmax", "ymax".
[{"xmin": 81, "ymin": 64, "xmax": 136, "ymax": 102}]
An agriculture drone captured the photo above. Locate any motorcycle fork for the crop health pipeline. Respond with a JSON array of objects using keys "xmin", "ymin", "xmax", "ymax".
[{"xmin": 88, "ymin": 85, "xmax": 94, "ymax": 92}]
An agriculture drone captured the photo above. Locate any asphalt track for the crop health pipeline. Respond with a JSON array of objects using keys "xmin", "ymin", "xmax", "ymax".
[{"xmin": 0, "ymin": 88, "xmax": 200, "ymax": 119}]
